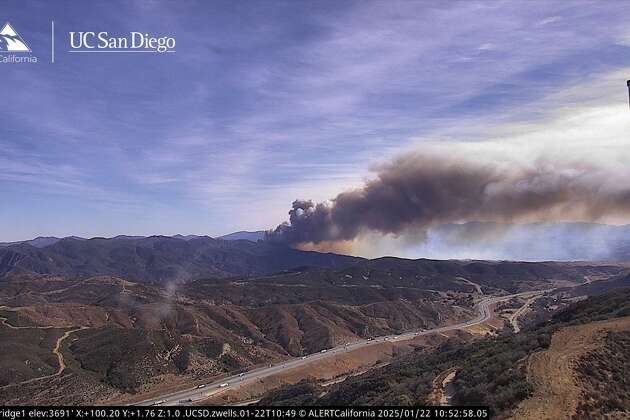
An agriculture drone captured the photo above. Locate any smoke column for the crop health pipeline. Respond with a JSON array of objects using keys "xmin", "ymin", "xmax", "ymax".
[{"xmin": 268, "ymin": 153, "xmax": 630, "ymax": 247}]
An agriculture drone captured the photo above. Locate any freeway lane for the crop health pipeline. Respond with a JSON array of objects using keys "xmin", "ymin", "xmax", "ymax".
[
  {"xmin": 135, "ymin": 290, "xmax": 543, "ymax": 406},
  {"xmin": 509, "ymin": 292, "xmax": 545, "ymax": 333}
]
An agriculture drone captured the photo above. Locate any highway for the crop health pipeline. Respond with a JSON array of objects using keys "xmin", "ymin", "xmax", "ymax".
[
  {"xmin": 509, "ymin": 292, "xmax": 544, "ymax": 334},
  {"xmin": 135, "ymin": 290, "xmax": 541, "ymax": 406}
]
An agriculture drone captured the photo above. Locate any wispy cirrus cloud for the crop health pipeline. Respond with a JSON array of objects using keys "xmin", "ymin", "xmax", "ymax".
[{"xmin": 1, "ymin": 1, "xmax": 630, "ymax": 241}]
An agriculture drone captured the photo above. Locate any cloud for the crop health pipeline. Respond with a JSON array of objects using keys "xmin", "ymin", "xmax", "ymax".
[
  {"xmin": 536, "ymin": 16, "xmax": 562, "ymax": 26},
  {"xmin": 3, "ymin": 1, "xmax": 630, "ymax": 241}
]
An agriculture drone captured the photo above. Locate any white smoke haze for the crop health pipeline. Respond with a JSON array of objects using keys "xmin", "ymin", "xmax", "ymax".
[{"xmin": 370, "ymin": 222, "xmax": 630, "ymax": 261}]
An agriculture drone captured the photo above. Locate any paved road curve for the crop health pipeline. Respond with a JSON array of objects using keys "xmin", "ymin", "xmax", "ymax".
[
  {"xmin": 509, "ymin": 292, "xmax": 545, "ymax": 334},
  {"xmin": 135, "ymin": 291, "xmax": 541, "ymax": 406}
]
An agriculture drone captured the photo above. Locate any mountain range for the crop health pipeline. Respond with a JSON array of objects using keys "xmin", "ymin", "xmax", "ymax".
[
  {"xmin": 0, "ymin": 231, "xmax": 267, "ymax": 248},
  {"xmin": 0, "ymin": 234, "xmax": 357, "ymax": 283},
  {"xmin": 6, "ymin": 222, "xmax": 630, "ymax": 262}
]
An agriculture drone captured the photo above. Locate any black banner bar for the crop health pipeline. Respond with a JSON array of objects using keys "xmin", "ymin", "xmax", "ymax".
[{"xmin": 0, "ymin": 406, "xmax": 491, "ymax": 420}]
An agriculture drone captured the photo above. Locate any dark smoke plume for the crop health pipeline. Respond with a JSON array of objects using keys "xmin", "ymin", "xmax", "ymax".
[{"xmin": 268, "ymin": 153, "xmax": 630, "ymax": 245}]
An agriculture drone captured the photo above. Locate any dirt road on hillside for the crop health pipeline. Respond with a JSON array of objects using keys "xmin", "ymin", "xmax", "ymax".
[
  {"xmin": 510, "ymin": 316, "xmax": 630, "ymax": 420},
  {"xmin": 0, "ymin": 307, "xmax": 87, "ymax": 386},
  {"xmin": 53, "ymin": 327, "xmax": 87, "ymax": 375}
]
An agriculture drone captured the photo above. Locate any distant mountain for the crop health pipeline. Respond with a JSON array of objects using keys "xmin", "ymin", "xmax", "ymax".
[
  {"xmin": 171, "ymin": 234, "xmax": 203, "ymax": 241},
  {"xmin": 110, "ymin": 235, "xmax": 146, "ymax": 240},
  {"xmin": 0, "ymin": 231, "xmax": 264, "ymax": 248},
  {"xmin": 219, "ymin": 230, "xmax": 266, "ymax": 241},
  {"xmin": 0, "ymin": 235, "xmax": 361, "ymax": 283},
  {"xmin": 0, "ymin": 236, "xmax": 85, "ymax": 248}
]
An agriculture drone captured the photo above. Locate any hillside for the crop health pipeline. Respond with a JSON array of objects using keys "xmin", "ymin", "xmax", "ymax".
[
  {"xmin": 0, "ymin": 236, "xmax": 360, "ymax": 283},
  {"xmin": 0, "ymin": 233, "xmax": 624, "ymax": 289},
  {"xmin": 559, "ymin": 271, "xmax": 630, "ymax": 297},
  {"xmin": 0, "ymin": 256, "xmax": 625, "ymax": 406},
  {"xmin": 573, "ymin": 329, "xmax": 630, "ymax": 418},
  {"xmin": 257, "ymin": 287, "xmax": 630, "ymax": 418},
  {"xmin": 327, "ymin": 258, "xmax": 623, "ymax": 293},
  {"xmin": 0, "ymin": 268, "xmax": 473, "ymax": 404},
  {"xmin": 510, "ymin": 316, "xmax": 630, "ymax": 419}
]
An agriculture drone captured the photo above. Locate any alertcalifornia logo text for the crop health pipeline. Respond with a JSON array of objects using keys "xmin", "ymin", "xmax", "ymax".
[{"xmin": 0, "ymin": 21, "xmax": 38, "ymax": 63}]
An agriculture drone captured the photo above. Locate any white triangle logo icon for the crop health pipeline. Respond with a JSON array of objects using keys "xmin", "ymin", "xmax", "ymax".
[{"xmin": 0, "ymin": 22, "xmax": 31, "ymax": 52}]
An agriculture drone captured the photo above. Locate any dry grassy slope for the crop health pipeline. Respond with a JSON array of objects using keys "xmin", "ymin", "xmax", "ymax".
[
  {"xmin": 510, "ymin": 316, "xmax": 630, "ymax": 420},
  {"xmin": 573, "ymin": 329, "xmax": 630, "ymax": 418},
  {"xmin": 0, "ymin": 326, "xmax": 66, "ymax": 387},
  {"xmin": 0, "ymin": 333, "xmax": 126, "ymax": 405},
  {"xmin": 0, "ymin": 259, "xmax": 622, "ymax": 405},
  {"xmin": 251, "ymin": 286, "xmax": 630, "ymax": 411},
  {"xmin": 0, "ymin": 275, "xmax": 474, "ymax": 348},
  {"xmin": 0, "ymin": 273, "xmax": 474, "ymax": 403},
  {"xmin": 2, "ymin": 289, "xmax": 472, "ymax": 354}
]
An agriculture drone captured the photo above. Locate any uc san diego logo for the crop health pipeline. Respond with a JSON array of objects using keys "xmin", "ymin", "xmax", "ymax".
[{"xmin": 0, "ymin": 22, "xmax": 38, "ymax": 63}]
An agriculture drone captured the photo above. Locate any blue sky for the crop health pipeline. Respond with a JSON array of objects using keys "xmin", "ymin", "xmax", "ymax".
[{"xmin": 2, "ymin": 0, "xmax": 630, "ymax": 242}]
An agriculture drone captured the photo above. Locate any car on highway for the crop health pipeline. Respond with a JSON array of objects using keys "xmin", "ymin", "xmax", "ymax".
[
  {"xmin": 320, "ymin": 349, "xmax": 327, "ymax": 353},
  {"xmin": 219, "ymin": 383, "xmax": 229, "ymax": 388},
  {"xmin": 196, "ymin": 384, "xmax": 206, "ymax": 389}
]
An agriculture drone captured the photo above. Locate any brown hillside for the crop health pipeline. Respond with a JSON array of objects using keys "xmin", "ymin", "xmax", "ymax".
[{"xmin": 510, "ymin": 316, "xmax": 630, "ymax": 420}]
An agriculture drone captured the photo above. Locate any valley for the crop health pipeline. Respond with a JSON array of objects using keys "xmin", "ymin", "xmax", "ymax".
[
  {"xmin": 0, "ymin": 236, "xmax": 629, "ymax": 410},
  {"xmin": 256, "ymin": 276, "xmax": 630, "ymax": 419},
  {"xmin": 137, "ymin": 289, "xmax": 543, "ymax": 406}
]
